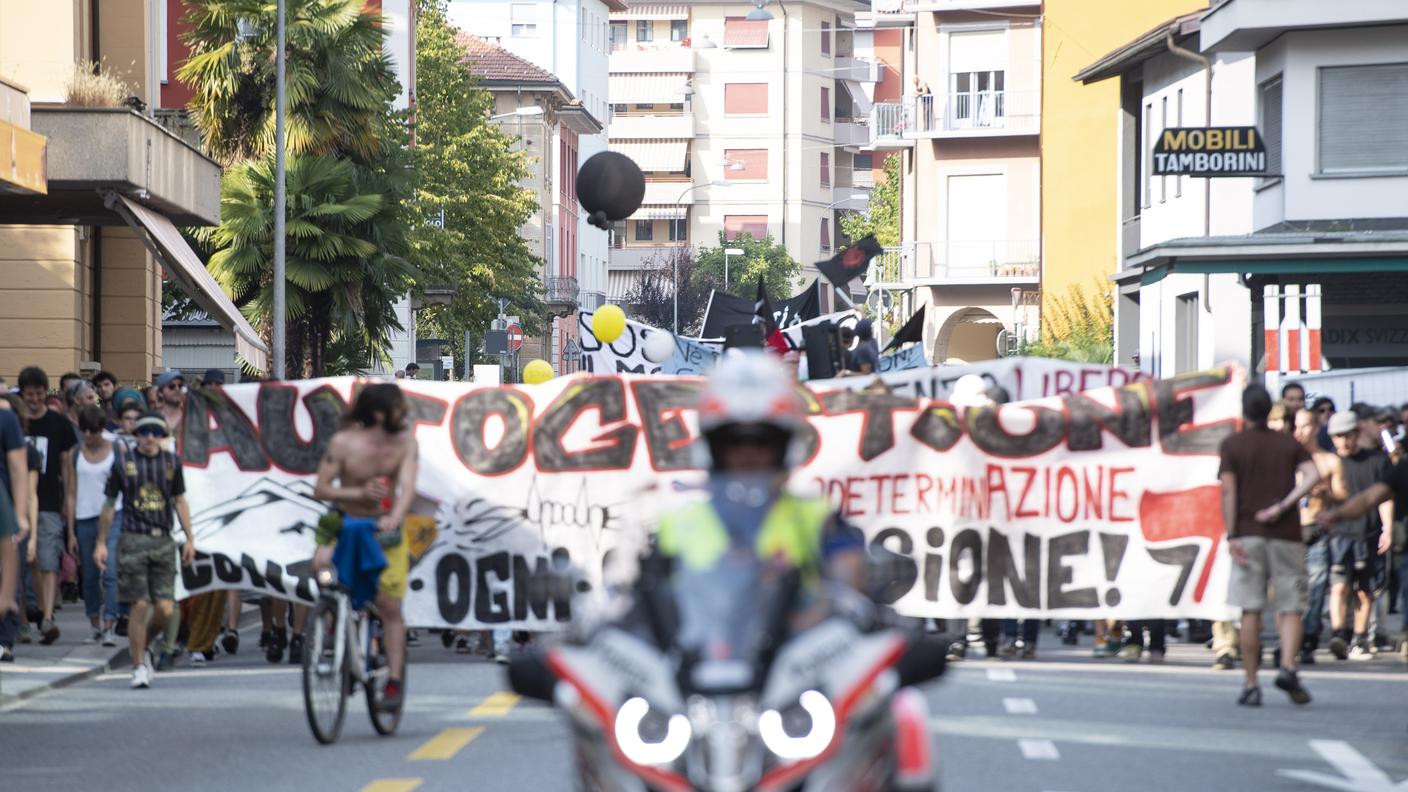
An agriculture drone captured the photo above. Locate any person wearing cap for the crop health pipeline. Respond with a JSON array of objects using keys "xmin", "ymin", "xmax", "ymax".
[
  {"xmin": 1316, "ymin": 411, "xmax": 1392, "ymax": 661},
  {"xmin": 846, "ymin": 318, "xmax": 881, "ymax": 375},
  {"xmin": 153, "ymin": 371, "xmax": 187, "ymax": 436},
  {"xmin": 94, "ymin": 412, "xmax": 195, "ymax": 689},
  {"xmin": 201, "ymin": 369, "xmax": 227, "ymax": 387},
  {"xmin": 1311, "ymin": 396, "xmax": 1336, "ymax": 452},
  {"xmin": 1217, "ymin": 384, "xmax": 1319, "ymax": 707}
]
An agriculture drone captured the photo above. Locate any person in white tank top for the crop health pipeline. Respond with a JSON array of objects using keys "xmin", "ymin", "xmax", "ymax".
[{"xmin": 70, "ymin": 405, "xmax": 121, "ymax": 646}]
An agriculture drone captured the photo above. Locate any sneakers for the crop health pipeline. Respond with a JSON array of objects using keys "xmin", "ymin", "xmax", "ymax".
[
  {"xmin": 406, "ymin": 629, "xmax": 420, "ymax": 646},
  {"xmin": 39, "ymin": 618, "xmax": 59, "ymax": 645},
  {"xmin": 131, "ymin": 663, "xmax": 152, "ymax": 689},
  {"xmin": 18, "ymin": 623, "xmax": 32, "ymax": 644},
  {"xmin": 381, "ymin": 679, "xmax": 404, "ymax": 711},
  {"xmin": 1020, "ymin": 644, "xmax": 1038, "ymax": 661},
  {"xmin": 156, "ymin": 651, "xmax": 174, "ymax": 672},
  {"xmin": 998, "ymin": 640, "xmax": 1019, "ymax": 659},
  {"xmin": 85, "ymin": 627, "xmax": 102, "ymax": 644},
  {"xmin": 1348, "ymin": 638, "xmax": 1375, "ymax": 661},
  {"xmin": 1274, "ymin": 668, "xmax": 1312, "ymax": 705},
  {"xmin": 1236, "ymin": 686, "xmax": 1261, "ymax": 707},
  {"xmin": 287, "ymin": 633, "xmax": 304, "ymax": 665},
  {"xmin": 454, "ymin": 635, "xmax": 473, "ymax": 654},
  {"xmin": 1328, "ymin": 635, "xmax": 1349, "ymax": 660},
  {"xmin": 0, "ymin": 645, "xmax": 12, "ymax": 662},
  {"xmin": 115, "ymin": 615, "xmax": 128, "ymax": 637},
  {"xmin": 1212, "ymin": 653, "xmax": 1236, "ymax": 670},
  {"xmin": 189, "ymin": 651, "xmax": 208, "ymax": 667},
  {"xmin": 1119, "ymin": 644, "xmax": 1142, "ymax": 662},
  {"xmin": 1298, "ymin": 648, "xmax": 1316, "ymax": 666},
  {"xmin": 493, "ymin": 651, "xmax": 510, "ymax": 665},
  {"xmin": 945, "ymin": 640, "xmax": 967, "ymax": 662},
  {"xmin": 218, "ymin": 628, "xmax": 240, "ymax": 656},
  {"xmin": 101, "ymin": 627, "xmax": 117, "ymax": 647},
  {"xmin": 266, "ymin": 626, "xmax": 287, "ymax": 664},
  {"xmin": 1092, "ymin": 640, "xmax": 1120, "ymax": 658},
  {"xmin": 1147, "ymin": 650, "xmax": 1166, "ymax": 665}
]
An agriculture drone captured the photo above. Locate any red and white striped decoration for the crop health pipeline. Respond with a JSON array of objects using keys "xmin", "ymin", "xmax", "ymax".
[{"xmin": 1263, "ymin": 284, "xmax": 1323, "ymax": 388}]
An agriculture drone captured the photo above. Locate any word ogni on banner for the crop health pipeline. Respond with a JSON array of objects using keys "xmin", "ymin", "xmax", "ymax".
[{"xmin": 175, "ymin": 367, "xmax": 1243, "ymax": 628}]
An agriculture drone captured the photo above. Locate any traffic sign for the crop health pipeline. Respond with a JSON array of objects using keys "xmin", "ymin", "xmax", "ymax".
[{"xmin": 506, "ymin": 323, "xmax": 524, "ymax": 351}]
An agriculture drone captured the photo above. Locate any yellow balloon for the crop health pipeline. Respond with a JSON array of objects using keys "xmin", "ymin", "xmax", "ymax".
[
  {"xmin": 592, "ymin": 304, "xmax": 627, "ymax": 344},
  {"xmin": 523, "ymin": 359, "xmax": 555, "ymax": 385}
]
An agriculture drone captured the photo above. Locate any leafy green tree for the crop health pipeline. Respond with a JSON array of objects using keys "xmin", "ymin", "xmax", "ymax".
[
  {"xmin": 1023, "ymin": 281, "xmax": 1114, "ymax": 364},
  {"xmin": 409, "ymin": 0, "xmax": 544, "ymax": 373},
  {"xmin": 624, "ymin": 247, "xmax": 711, "ymax": 334},
  {"xmin": 839, "ymin": 155, "xmax": 900, "ymax": 248},
  {"xmin": 694, "ymin": 232, "xmax": 802, "ymax": 299}
]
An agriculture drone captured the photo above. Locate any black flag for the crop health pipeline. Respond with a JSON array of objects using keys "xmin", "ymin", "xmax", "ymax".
[
  {"xmin": 882, "ymin": 305, "xmax": 926, "ymax": 353},
  {"xmin": 752, "ymin": 277, "xmax": 790, "ymax": 354},
  {"xmin": 816, "ymin": 235, "xmax": 884, "ymax": 290}
]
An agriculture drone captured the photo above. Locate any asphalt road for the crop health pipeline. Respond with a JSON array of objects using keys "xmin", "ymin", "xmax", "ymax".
[{"xmin": 5, "ymin": 629, "xmax": 1406, "ymax": 792}]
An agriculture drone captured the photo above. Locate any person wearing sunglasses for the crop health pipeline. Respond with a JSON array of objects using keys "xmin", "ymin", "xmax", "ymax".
[
  {"xmin": 1312, "ymin": 396, "xmax": 1337, "ymax": 453},
  {"xmin": 153, "ymin": 371, "xmax": 186, "ymax": 437},
  {"xmin": 69, "ymin": 406, "xmax": 120, "ymax": 647},
  {"xmin": 94, "ymin": 413, "xmax": 195, "ymax": 689}
]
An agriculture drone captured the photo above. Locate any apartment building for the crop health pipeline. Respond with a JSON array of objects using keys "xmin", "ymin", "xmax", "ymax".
[
  {"xmin": 860, "ymin": 0, "xmax": 1042, "ymax": 363},
  {"xmin": 448, "ymin": 0, "xmax": 619, "ymax": 340},
  {"xmin": 460, "ymin": 33, "xmax": 604, "ymax": 372},
  {"xmin": 1078, "ymin": 0, "xmax": 1408, "ymax": 382},
  {"xmin": 0, "ymin": 0, "xmax": 263, "ymax": 382},
  {"xmin": 606, "ymin": 1, "xmax": 883, "ymax": 308}
]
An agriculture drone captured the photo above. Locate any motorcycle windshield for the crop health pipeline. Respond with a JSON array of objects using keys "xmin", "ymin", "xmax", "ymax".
[{"xmin": 671, "ymin": 550, "xmax": 771, "ymax": 666}]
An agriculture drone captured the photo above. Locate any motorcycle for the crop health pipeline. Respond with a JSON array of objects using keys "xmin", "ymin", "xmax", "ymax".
[{"xmin": 509, "ymin": 546, "xmax": 947, "ymax": 792}]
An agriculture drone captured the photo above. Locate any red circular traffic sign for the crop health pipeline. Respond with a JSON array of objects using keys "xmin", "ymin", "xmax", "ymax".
[{"xmin": 506, "ymin": 323, "xmax": 524, "ymax": 351}]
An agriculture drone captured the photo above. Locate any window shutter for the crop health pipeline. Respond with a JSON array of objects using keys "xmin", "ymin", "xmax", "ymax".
[
  {"xmin": 724, "ymin": 83, "xmax": 768, "ymax": 114},
  {"xmin": 820, "ymin": 218, "xmax": 831, "ymax": 250},
  {"xmin": 1319, "ymin": 63, "xmax": 1408, "ymax": 172},
  {"xmin": 820, "ymin": 152, "xmax": 830, "ymax": 185},
  {"xmin": 725, "ymin": 148, "xmax": 768, "ymax": 180},
  {"xmin": 821, "ymin": 86, "xmax": 830, "ymax": 121},
  {"xmin": 1260, "ymin": 78, "xmax": 1282, "ymax": 178}
]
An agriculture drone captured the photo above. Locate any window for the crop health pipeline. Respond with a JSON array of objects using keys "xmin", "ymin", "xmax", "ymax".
[
  {"xmin": 949, "ymin": 71, "xmax": 1005, "ymax": 128},
  {"xmin": 511, "ymin": 3, "xmax": 537, "ymax": 37},
  {"xmin": 724, "ymin": 83, "xmax": 768, "ymax": 114},
  {"xmin": 820, "ymin": 86, "xmax": 830, "ymax": 123},
  {"xmin": 637, "ymin": 20, "xmax": 653, "ymax": 42},
  {"xmin": 821, "ymin": 21, "xmax": 831, "ymax": 56},
  {"xmin": 1319, "ymin": 63, "xmax": 1408, "ymax": 173},
  {"xmin": 723, "ymin": 16, "xmax": 768, "ymax": 48},
  {"xmin": 671, "ymin": 20, "xmax": 687, "ymax": 42},
  {"xmin": 668, "ymin": 218, "xmax": 687, "ymax": 241},
  {"xmin": 635, "ymin": 219, "xmax": 654, "ymax": 241},
  {"xmin": 820, "ymin": 152, "xmax": 830, "ymax": 186},
  {"xmin": 1175, "ymin": 292, "xmax": 1199, "ymax": 374},
  {"xmin": 611, "ymin": 221, "xmax": 626, "ymax": 249},
  {"xmin": 724, "ymin": 215, "xmax": 769, "ymax": 240},
  {"xmin": 610, "ymin": 22, "xmax": 627, "ymax": 51},
  {"xmin": 725, "ymin": 148, "xmax": 768, "ymax": 180},
  {"xmin": 820, "ymin": 218, "xmax": 831, "ymax": 251},
  {"xmin": 1260, "ymin": 77, "xmax": 1283, "ymax": 185},
  {"xmin": 854, "ymin": 152, "xmax": 874, "ymax": 171}
]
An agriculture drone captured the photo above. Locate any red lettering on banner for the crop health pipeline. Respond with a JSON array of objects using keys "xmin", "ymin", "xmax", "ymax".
[
  {"xmin": 1084, "ymin": 467, "xmax": 1104, "ymax": 520},
  {"xmin": 986, "ymin": 465, "xmax": 1011, "ymax": 521},
  {"xmin": 1012, "ymin": 466, "xmax": 1040, "ymax": 518},
  {"xmin": 1109, "ymin": 466, "xmax": 1135, "ymax": 522},
  {"xmin": 844, "ymin": 476, "xmax": 864, "ymax": 517},
  {"xmin": 914, "ymin": 474, "xmax": 933, "ymax": 512},
  {"xmin": 891, "ymin": 474, "xmax": 910, "ymax": 515},
  {"xmin": 1055, "ymin": 466, "xmax": 1079, "ymax": 523},
  {"xmin": 871, "ymin": 475, "xmax": 891, "ymax": 516}
]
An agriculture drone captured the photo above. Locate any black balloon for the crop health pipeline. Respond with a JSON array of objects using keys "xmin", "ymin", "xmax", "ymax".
[{"xmin": 576, "ymin": 151, "xmax": 646, "ymax": 230}]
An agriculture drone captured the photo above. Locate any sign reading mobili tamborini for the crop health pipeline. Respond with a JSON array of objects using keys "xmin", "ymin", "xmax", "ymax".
[{"xmin": 1152, "ymin": 126, "xmax": 1268, "ymax": 177}]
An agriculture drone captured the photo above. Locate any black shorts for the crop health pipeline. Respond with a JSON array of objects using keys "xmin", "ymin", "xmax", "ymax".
[{"xmin": 1328, "ymin": 534, "xmax": 1373, "ymax": 589}]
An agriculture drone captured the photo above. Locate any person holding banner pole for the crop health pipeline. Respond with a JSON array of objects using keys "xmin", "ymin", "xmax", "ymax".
[{"xmin": 1218, "ymin": 384, "xmax": 1319, "ymax": 707}]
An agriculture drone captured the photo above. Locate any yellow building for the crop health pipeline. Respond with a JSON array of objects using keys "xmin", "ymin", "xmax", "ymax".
[
  {"xmin": 1039, "ymin": 0, "xmax": 1206, "ymax": 319},
  {"xmin": 0, "ymin": 1, "xmax": 264, "ymax": 383}
]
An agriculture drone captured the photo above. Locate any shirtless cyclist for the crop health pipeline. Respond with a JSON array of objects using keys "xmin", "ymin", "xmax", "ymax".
[{"xmin": 312, "ymin": 383, "xmax": 418, "ymax": 709}]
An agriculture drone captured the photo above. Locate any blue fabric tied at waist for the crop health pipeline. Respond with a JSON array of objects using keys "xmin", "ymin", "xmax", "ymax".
[{"xmin": 331, "ymin": 516, "xmax": 388, "ymax": 610}]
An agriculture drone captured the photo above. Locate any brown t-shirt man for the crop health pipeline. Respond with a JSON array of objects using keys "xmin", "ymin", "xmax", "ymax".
[{"xmin": 1218, "ymin": 427, "xmax": 1312, "ymax": 542}]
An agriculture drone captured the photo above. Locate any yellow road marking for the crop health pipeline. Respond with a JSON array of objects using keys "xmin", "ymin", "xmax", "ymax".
[
  {"xmin": 469, "ymin": 691, "xmax": 522, "ymax": 717},
  {"xmin": 360, "ymin": 780, "xmax": 423, "ymax": 792},
  {"xmin": 408, "ymin": 727, "xmax": 485, "ymax": 761}
]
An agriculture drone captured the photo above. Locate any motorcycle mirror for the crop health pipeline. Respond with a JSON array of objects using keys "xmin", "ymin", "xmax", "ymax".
[
  {"xmin": 507, "ymin": 651, "xmax": 558, "ymax": 703},
  {"xmin": 894, "ymin": 635, "xmax": 949, "ymax": 688}
]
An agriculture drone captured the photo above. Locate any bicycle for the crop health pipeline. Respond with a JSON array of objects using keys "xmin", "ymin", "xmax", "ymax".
[{"xmin": 302, "ymin": 568, "xmax": 406, "ymax": 744}]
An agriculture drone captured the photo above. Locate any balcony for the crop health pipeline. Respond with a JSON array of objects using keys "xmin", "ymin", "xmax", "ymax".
[
  {"xmin": 869, "ymin": 240, "xmax": 1040, "ymax": 286},
  {"xmin": 833, "ymin": 118, "xmax": 870, "ymax": 147},
  {"xmin": 834, "ymin": 56, "xmax": 881, "ymax": 83},
  {"xmin": 609, "ymin": 112, "xmax": 694, "ymax": 139},
  {"xmin": 915, "ymin": 91, "xmax": 1040, "ymax": 138},
  {"xmin": 869, "ymin": 102, "xmax": 916, "ymax": 149},
  {"xmin": 857, "ymin": 0, "xmax": 915, "ymax": 28},
  {"xmin": 609, "ymin": 246, "xmax": 674, "ymax": 270},
  {"xmin": 609, "ymin": 45, "xmax": 696, "ymax": 74},
  {"xmin": 546, "ymin": 276, "xmax": 580, "ymax": 311}
]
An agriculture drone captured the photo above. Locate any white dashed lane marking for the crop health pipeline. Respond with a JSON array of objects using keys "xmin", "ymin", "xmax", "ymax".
[
  {"xmin": 1018, "ymin": 739, "xmax": 1061, "ymax": 761},
  {"xmin": 1003, "ymin": 697, "xmax": 1038, "ymax": 715},
  {"xmin": 985, "ymin": 668, "xmax": 1017, "ymax": 682}
]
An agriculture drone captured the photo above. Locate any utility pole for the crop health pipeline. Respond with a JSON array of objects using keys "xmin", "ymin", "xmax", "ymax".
[{"xmin": 272, "ymin": 0, "xmax": 287, "ymax": 378}]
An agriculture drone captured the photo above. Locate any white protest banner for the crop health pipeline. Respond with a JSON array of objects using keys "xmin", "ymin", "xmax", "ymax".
[
  {"xmin": 177, "ymin": 366, "xmax": 1241, "ymax": 628},
  {"xmin": 813, "ymin": 356, "xmax": 1148, "ymax": 401},
  {"xmin": 878, "ymin": 343, "xmax": 927, "ymax": 374}
]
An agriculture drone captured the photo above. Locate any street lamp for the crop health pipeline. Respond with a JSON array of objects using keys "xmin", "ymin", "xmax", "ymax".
[
  {"xmin": 490, "ymin": 106, "xmax": 545, "ymax": 121},
  {"xmin": 824, "ymin": 192, "xmax": 871, "ymax": 210},
  {"xmin": 673, "ymin": 180, "xmax": 732, "ymax": 334},
  {"xmin": 274, "ymin": 0, "xmax": 287, "ymax": 379},
  {"xmin": 723, "ymin": 247, "xmax": 743, "ymax": 290},
  {"xmin": 746, "ymin": 2, "xmax": 775, "ymax": 21}
]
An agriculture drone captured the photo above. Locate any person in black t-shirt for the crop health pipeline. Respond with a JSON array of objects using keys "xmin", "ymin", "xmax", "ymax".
[
  {"xmin": 17, "ymin": 366, "xmax": 76, "ymax": 645},
  {"xmin": 846, "ymin": 319, "xmax": 881, "ymax": 375}
]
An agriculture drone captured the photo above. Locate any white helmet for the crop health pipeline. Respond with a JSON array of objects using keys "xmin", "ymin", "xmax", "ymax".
[{"xmin": 695, "ymin": 351, "xmax": 805, "ymax": 469}]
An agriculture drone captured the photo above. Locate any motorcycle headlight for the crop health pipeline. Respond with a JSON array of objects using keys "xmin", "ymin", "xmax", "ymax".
[
  {"xmin": 614, "ymin": 696, "xmax": 691, "ymax": 766},
  {"xmin": 758, "ymin": 690, "xmax": 836, "ymax": 761}
]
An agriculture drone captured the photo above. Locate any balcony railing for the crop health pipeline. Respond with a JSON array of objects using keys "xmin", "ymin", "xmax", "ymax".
[
  {"xmin": 868, "ymin": 91, "xmax": 1040, "ymax": 147},
  {"xmin": 546, "ymin": 276, "xmax": 580, "ymax": 308},
  {"xmin": 834, "ymin": 56, "xmax": 881, "ymax": 83},
  {"xmin": 870, "ymin": 102, "xmax": 915, "ymax": 148},
  {"xmin": 868, "ymin": 241, "xmax": 1040, "ymax": 285}
]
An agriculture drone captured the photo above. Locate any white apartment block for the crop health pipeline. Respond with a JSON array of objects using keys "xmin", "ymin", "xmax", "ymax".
[
  {"xmin": 861, "ymin": 0, "xmax": 1043, "ymax": 364},
  {"xmin": 606, "ymin": 1, "xmax": 882, "ymax": 309}
]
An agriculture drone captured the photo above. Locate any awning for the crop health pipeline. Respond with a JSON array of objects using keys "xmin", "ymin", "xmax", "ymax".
[
  {"xmin": 610, "ymin": 139, "xmax": 689, "ymax": 172},
  {"xmin": 633, "ymin": 204, "xmax": 687, "ymax": 220},
  {"xmin": 609, "ymin": 72, "xmax": 690, "ymax": 105},
  {"xmin": 612, "ymin": 4, "xmax": 688, "ymax": 19},
  {"xmin": 113, "ymin": 195, "xmax": 270, "ymax": 373},
  {"xmin": 608, "ymin": 270, "xmax": 642, "ymax": 302}
]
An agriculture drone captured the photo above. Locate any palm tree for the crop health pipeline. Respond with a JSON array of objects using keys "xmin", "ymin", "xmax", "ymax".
[
  {"xmin": 178, "ymin": 0, "xmax": 396, "ymax": 164},
  {"xmin": 195, "ymin": 153, "xmax": 413, "ymax": 377}
]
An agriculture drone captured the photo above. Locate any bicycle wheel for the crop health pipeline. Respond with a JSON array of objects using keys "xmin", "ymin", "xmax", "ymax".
[
  {"xmin": 303, "ymin": 598, "xmax": 348, "ymax": 745},
  {"xmin": 366, "ymin": 618, "xmax": 406, "ymax": 736}
]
